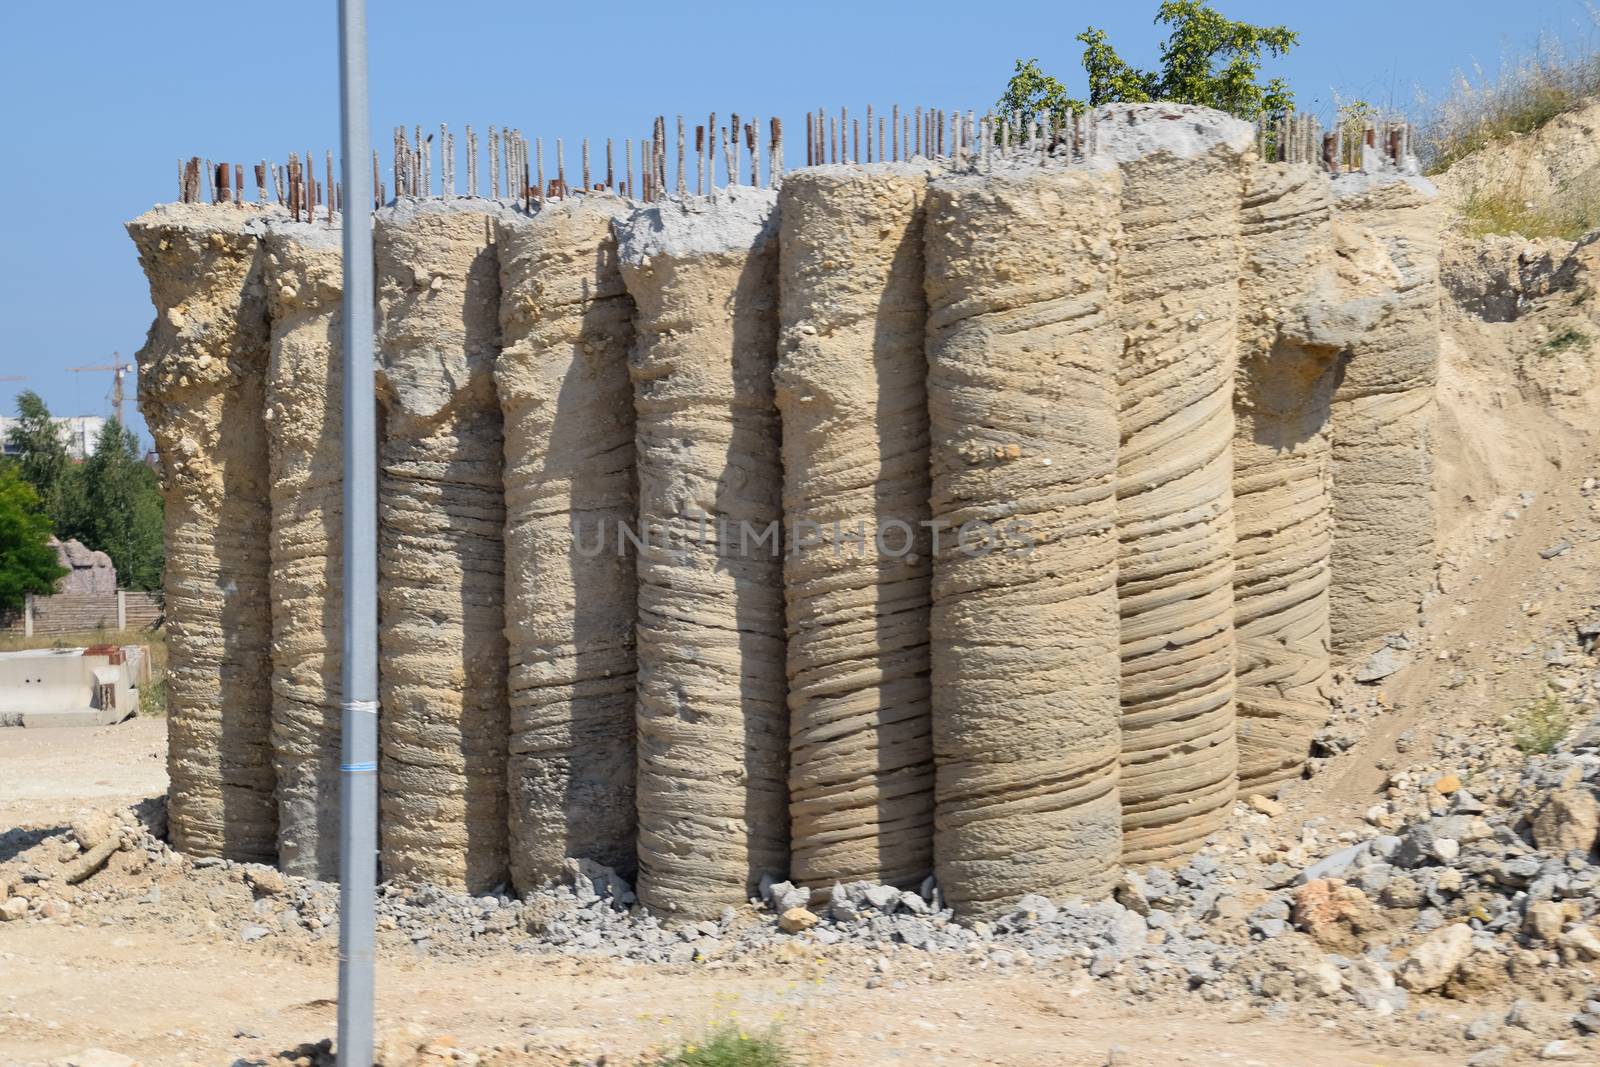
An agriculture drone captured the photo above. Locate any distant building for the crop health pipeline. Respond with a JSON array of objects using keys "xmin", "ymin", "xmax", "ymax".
[{"xmin": 0, "ymin": 414, "xmax": 106, "ymax": 459}]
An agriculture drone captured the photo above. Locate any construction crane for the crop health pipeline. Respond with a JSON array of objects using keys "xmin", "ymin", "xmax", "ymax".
[
  {"xmin": 0, "ymin": 375, "xmax": 28, "ymax": 381},
  {"xmin": 66, "ymin": 354, "xmax": 135, "ymax": 423}
]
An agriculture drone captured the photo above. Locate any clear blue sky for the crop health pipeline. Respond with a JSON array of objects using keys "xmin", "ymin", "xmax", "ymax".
[{"xmin": 2, "ymin": 0, "xmax": 1594, "ymax": 445}]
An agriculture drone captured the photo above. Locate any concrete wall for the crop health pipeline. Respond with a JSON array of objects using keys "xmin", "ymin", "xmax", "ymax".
[{"xmin": 131, "ymin": 113, "xmax": 1440, "ymax": 912}]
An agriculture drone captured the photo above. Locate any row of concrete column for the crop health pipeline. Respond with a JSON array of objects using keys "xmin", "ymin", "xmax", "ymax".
[{"xmin": 127, "ymin": 103, "xmax": 1441, "ymax": 920}]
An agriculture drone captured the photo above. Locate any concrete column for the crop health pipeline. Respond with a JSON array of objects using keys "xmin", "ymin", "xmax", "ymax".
[
  {"xmin": 776, "ymin": 165, "xmax": 935, "ymax": 890},
  {"xmin": 24, "ymin": 594, "xmax": 33, "ymax": 638},
  {"xmin": 127, "ymin": 203, "xmax": 277, "ymax": 863},
  {"xmin": 497, "ymin": 197, "xmax": 638, "ymax": 889},
  {"xmin": 1097, "ymin": 105, "xmax": 1252, "ymax": 864},
  {"xmin": 1328, "ymin": 174, "xmax": 1443, "ymax": 653},
  {"xmin": 618, "ymin": 188, "xmax": 787, "ymax": 919},
  {"xmin": 116, "ymin": 590, "xmax": 127, "ymax": 632},
  {"xmin": 375, "ymin": 200, "xmax": 514, "ymax": 893},
  {"xmin": 1233, "ymin": 162, "xmax": 1340, "ymax": 793},
  {"xmin": 263, "ymin": 220, "xmax": 346, "ymax": 879},
  {"xmin": 923, "ymin": 164, "xmax": 1125, "ymax": 917}
]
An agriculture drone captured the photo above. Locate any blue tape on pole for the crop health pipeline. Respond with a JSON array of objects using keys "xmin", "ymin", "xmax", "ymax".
[{"xmin": 340, "ymin": 761, "xmax": 378, "ymax": 773}]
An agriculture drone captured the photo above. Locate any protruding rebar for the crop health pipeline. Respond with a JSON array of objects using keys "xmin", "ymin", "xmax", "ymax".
[
  {"xmin": 769, "ymin": 116, "xmax": 783, "ymax": 186},
  {"xmin": 490, "ymin": 125, "xmax": 500, "ymax": 198}
]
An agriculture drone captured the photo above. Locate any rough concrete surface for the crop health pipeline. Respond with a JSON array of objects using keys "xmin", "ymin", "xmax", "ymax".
[
  {"xmin": 776, "ymin": 165, "xmax": 935, "ymax": 889},
  {"xmin": 496, "ymin": 196, "xmax": 638, "ymax": 888},
  {"xmin": 262, "ymin": 221, "xmax": 345, "ymax": 879},
  {"xmin": 618, "ymin": 188, "xmax": 788, "ymax": 918},
  {"xmin": 1329, "ymin": 175, "xmax": 1444, "ymax": 652},
  {"xmin": 375, "ymin": 199, "xmax": 514, "ymax": 893},
  {"xmin": 1097, "ymin": 104, "xmax": 1252, "ymax": 863},
  {"xmin": 128, "ymin": 202, "xmax": 278, "ymax": 864},
  {"xmin": 922, "ymin": 164, "xmax": 1126, "ymax": 917},
  {"xmin": 1232, "ymin": 163, "xmax": 1340, "ymax": 794}
]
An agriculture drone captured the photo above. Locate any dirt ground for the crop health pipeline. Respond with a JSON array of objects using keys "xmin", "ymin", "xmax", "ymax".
[
  {"xmin": 0, "ymin": 746, "xmax": 1459, "ymax": 1067},
  {"xmin": 0, "ymin": 718, "xmax": 165, "ymax": 831}
]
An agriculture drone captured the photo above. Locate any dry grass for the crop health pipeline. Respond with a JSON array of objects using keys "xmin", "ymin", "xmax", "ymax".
[
  {"xmin": 0, "ymin": 626, "xmax": 169, "ymax": 714},
  {"xmin": 1458, "ymin": 183, "xmax": 1600, "ymax": 241},
  {"xmin": 1420, "ymin": 12, "xmax": 1600, "ymax": 175},
  {"xmin": 1511, "ymin": 692, "xmax": 1572, "ymax": 755},
  {"xmin": 1544, "ymin": 327, "xmax": 1595, "ymax": 354},
  {"xmin": 655, "ymin": 1026, "xmax": 795, "ymax": 1067}
]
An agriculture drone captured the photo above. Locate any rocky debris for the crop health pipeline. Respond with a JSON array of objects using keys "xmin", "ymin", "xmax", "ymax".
[
  {"xmin": 1355, "ymin": 644, "xmax": 1413, "ymax": 683},
  {"xmin": 246, "ymin": 867, "xmax": 288, "ymax": 897},
  {"xmin": 1397, "ymin": 923, "xmax": 1474, "ymax": 991},
  {"xmin": 1557, "ymin": 925, "xmax": 1600, "ymax": 961},
  {"xmin": 1524, "ymin": 900, "xmax": 1573, "ymax": 941},
  {"xmin": 70, "ymin": 813, "xmax": 118, "ymax": 852},
  {"xmin": 1530, "ymin": 786, "xmax": 1600, "ymax": 853},
  {"xmin": 63, "ymin": 836, "xmax": 122, "ymax": 885},
  {"xmin": 778, "ymin": 907, "xmax": 818, "ymax": 933},
  {"xmin": 1291, "ymin": 879, "xmax": 1381, "ymax": 951},
  {"xmin": 1248, "ymin": 794, "xmax": 1284, "ymax": 818}
]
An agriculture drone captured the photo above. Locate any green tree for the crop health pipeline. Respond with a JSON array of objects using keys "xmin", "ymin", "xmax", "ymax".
[
  {"xmin": 6, "ymin": 390, "xmax": 84, "ymax": 532},
  {"xmin": 0, "ymin": 464, "xmax": 67, "ymax": 613},
  {"xmin": 77, "ymin": 418, "xmax": 165, "ymax": 591},
  {"xmin": 997, "ymin": 59, "xmax": 1077, "ymax": 132},
  {"xmin": 999, "ymin": 1, "xmax": 1298, "ymax": 126}
]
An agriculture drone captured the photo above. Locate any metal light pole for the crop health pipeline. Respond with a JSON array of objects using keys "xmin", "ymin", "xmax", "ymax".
[{"xmin": 335, "ymin": 0, "xmax": 378, "ymax": 1064}]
